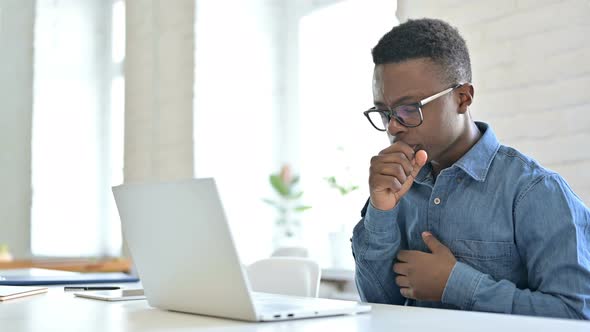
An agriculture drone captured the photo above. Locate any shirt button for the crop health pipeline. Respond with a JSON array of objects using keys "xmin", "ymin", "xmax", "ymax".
[{"xmin": 434, "ymin": 197, "xmax": 441, "ymax": 205}]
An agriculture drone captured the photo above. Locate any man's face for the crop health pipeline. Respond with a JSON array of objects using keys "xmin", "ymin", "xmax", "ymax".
[{"xmin": 372, "ymin": 58, "xmax": 462, "ymax": 163}]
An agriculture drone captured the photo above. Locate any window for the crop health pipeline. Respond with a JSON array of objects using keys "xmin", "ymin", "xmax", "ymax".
[
  {"xmin": 31, "ymin": 0, "xmax": 125, "ymax": 257},
  {"xmin": 193, "ymin": 0, "xmax": 397, "ymax": 267},
  {"xmin": 193, "ymin": 1, "xmax": 278, "ymax": 264},
  {"xmin": 298, "ymin": 0, "xmax": 397, "ymax": 267}
]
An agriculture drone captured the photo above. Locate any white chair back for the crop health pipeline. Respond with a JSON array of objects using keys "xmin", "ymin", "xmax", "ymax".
[
  {"xmin": 246, "ymin": 257, "xmax": 321, "ymax": 297},
  {"xmin": 271, "ymin": 246, "xmax": 309, "ymax": 258}
]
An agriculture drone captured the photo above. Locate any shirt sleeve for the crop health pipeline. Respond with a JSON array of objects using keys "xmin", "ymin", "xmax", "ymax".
[
  {"xmin": 352, "ymin": 201, "xmax": 407, "ymax": 305},
  {"xmin": 441, "ymin": 174, "xmax": 590, "ymax": 319}
]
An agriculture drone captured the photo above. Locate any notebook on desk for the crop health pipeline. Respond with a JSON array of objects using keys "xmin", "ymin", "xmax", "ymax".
[
  {"xmin": 0, "ymin": 268, "xmax": 139, "ymax": 286},
  {"xmin": 113, "ymin": 178, "xmax": 371, "ymax": 322},
  {"xmin": 0, "ymin": 285, "xmax": 48, "ymax": 301}
]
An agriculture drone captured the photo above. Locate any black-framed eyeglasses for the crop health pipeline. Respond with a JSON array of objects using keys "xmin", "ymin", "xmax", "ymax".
[{"xmin": 363, "ymin": 84, "xmax": 462, "ymax": 131}]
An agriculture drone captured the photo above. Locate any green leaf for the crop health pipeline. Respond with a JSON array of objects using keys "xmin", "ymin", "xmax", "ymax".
[
  {"xmin": 262, "ymin": 198, "xmax": 279, "ymax": 208},
  {"xmin": 285, "ymin": 191, "xmax": 304, "ymax": 200},
  {"xmin": 270, "ymin": 174, "xmax": 289, "ymax": 196},
  {"xmin": 324, "ymin": 176, "xmax": 336, "ymax": 185},
  {"xmin": 324, "ymin": 175, "xmax": 359, "ymax": 196},
  {"xmin": 294, "ymin": 205, "xmax": 312, "ymax": 212},
  {"xmin": 340, "ymin": 184, "xmax": 360, "ymax": 195}
]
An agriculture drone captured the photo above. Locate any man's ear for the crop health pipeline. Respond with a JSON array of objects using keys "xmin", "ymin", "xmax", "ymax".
[{"xmin": 457, "ymin": 83, "xmax": 474, "ymax": 114}]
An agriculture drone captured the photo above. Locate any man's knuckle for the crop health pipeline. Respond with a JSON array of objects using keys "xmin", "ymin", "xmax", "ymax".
[
  {"xmin": 391, "ymin": 179, "xmax": 402, "ymax": 191},
  {"xmin": 398, "ymin": 152, "xmax": 408, "ymax": 161}
]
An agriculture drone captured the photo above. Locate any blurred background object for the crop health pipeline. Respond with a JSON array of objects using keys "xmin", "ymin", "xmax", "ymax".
[
  {"xmin": 263, "ymin": 164, "xmax": 311, "ymax": 251},
  {"xmin": 0, "ymin": 245, "xmax": 13, "ymax": 262}
]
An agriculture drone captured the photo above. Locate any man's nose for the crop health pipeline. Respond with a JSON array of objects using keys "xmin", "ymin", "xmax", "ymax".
[{"xmin": 387, "ymin": 117, "xmax": 407, "ymax": 137}]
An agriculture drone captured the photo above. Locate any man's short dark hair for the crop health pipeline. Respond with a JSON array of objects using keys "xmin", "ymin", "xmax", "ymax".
[{"xmin": 372, "ymin": 18, "xmax": 472, "ymax": 84}]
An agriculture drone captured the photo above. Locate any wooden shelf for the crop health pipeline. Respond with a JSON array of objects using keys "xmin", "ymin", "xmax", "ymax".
[{"xmin": 0, "ymin": 258, "xmax": 132, "ymax": 273}]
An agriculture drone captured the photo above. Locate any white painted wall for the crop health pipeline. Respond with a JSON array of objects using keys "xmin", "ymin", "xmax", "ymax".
[
  {"xmin": 0, "ymin": 0, "xmax": 34, "ymax": 257},
  {"xmin": 398, "ymin": 0, "xmax": 590, "ymax": 205}
]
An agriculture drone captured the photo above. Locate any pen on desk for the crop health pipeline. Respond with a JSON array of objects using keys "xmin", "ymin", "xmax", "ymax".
[{"xmin": 64, "ymin": 286, "xmax": 121, "ymax": 292}]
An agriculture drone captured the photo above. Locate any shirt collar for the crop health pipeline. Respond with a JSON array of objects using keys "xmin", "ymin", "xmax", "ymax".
[{"xmin": 415, "ymin": 121, "xmax": 500, "ymax": 183}]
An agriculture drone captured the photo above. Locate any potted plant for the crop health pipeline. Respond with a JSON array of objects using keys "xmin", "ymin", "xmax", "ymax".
[
  {"xmin": 263, "ymin": 164, "xmax": 311, "ymax": 250},
  {"xmin": 324, "ymin": 162, "xmax": 359, "ymax": 269}
]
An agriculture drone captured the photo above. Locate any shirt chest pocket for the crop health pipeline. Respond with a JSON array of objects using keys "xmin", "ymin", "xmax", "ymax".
[{"xmin": 450, "ymin": 239, "xmax": 514, "ymax": 281}]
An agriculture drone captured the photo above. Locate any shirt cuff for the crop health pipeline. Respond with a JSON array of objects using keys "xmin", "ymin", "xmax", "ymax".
[
  {"xmin": 441, "ymin": 261, "xmax": 484, "ymax": 310},
  {"xmin": 363, "ymin": 202, "xmax": 399, "ymax": 233}
]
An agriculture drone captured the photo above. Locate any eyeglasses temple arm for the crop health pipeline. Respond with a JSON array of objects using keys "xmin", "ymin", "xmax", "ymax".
[
  {"xmin": 419, "ymin": 84, "xmax": 463, "ymax": 106},
  {"xmin": 419, "ymin": 87, "xmax": 453, "ymax": 106}
]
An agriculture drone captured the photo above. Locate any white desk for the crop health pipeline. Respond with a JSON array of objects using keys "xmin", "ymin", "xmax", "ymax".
[{"xmin": 1, "ymin": 285, "xmax": 588, "ymax": 332}]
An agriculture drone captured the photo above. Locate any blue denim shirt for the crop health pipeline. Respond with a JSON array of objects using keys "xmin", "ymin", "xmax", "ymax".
[{"xmin": 352, "ymin": 122, "xmax": 590, "ymax": 319}]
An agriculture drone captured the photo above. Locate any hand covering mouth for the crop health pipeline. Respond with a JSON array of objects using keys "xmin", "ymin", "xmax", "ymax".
[{"xmin": 393, "ymin": 137, "xmax": 422, "ymax": 152}]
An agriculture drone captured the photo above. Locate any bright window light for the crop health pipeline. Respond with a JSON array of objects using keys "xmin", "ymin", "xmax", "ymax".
[
  {"xmin": 31, "ymin": 0, "xmax": 124, "ymax": 257},
  {"xmin": 194, "ymin": 1, "xmax": 277, "ymax": 264},
  {"xmin": 112, "ymin": 1, "xmax": 125, "ymax": 63},
  {"xmin": 298, "ymin": 0, "xmax": 398, "ymax": 268}
]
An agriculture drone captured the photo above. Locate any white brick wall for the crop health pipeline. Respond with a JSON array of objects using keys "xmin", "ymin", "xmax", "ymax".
[
  {"xmin": 124, "ymin": 0, "xmax": 194, "ymax": 182},
  {"xmin": 398, "ymin": 0, "xmax": 590, "ymax": 205}
]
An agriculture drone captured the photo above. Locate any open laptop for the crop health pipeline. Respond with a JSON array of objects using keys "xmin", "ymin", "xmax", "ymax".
[{"xmin": 112, "ymin": 178, "xmax": 371, "ymax": 322}]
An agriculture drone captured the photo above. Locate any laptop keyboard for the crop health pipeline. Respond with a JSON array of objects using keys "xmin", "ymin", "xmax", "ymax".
[
  {"xmin": 252, "ymin": 292, "xmax": 354, "ymax": 312},
  {"xmin": 251, "ymin": 292, "xmax": 369, "ymax": 320},
  {"xmin": 252, "ymin": 292, "xmax": 322, "ymax": 312}
]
